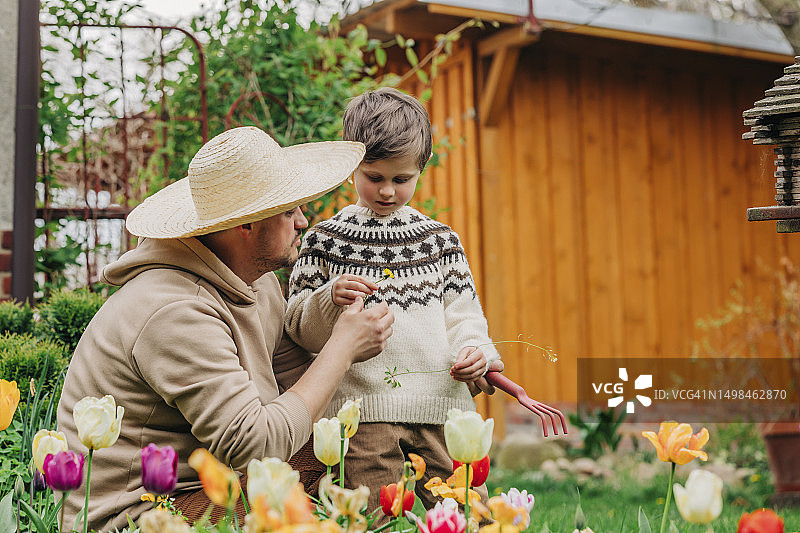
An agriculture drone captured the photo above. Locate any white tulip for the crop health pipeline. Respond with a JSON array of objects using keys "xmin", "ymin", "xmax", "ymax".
[
  {"xmin": 673, "ymin": 469, "xmax": 723, "ymax": 524},
  {"xmin": 444, "ymin": 409, "xmax": 493, "ymax": 463},
  {"xmin": 314, "ymin": 417, "xmax": 347, "ymax": 467},
  {"xmin": 337, "ymin": 399, "xmax": 362, "ymax": 439},
  {"xmin": 32, "ymin": 429, "xmax": 68, "ymax": 473},
  {"xmin": 247, "ymin": 457, "xmax": 299, "ymax": 509},
  {"xmin": 73, "ymin": 395, "xmax": 124, "ymax": 450}
]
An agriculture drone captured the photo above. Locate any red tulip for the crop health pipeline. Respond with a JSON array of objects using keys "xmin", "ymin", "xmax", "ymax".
[
  {"xmin": 141, "ymin": 443, "xmax": 178, "ymax": 495},
  {"xmin": 380, "ymin": 482, "xmax": 415, "ymax": 517},
  {"xmin": 43, "ymin": 451, "xmax": 84, "ymax": 492},
  {"xmin": 738, "ymin": 509, "xmax": 784, "ymax": 533},
  {"xmin": 452, "ymin": 455, "xmax": 490, "ymax": 487}
]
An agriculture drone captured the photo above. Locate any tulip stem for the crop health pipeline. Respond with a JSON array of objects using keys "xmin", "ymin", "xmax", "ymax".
[
  {"xmin": 83, "ymin": 449, "xmax": 93, "ymax": 533},
  {"xmin": 339, "ymin": 425, "xmax": 346, "ymax": 488},
  {"xmin": 464, "ymin": 466, "xmax": 471, "ymax": 532},
  {"xmin": 59, "ymin": 492, "xmax": 68, "ymax": 533},
  {"xmin": 659, "ymin": 462, "xmax": 676, "ymax": 533}
]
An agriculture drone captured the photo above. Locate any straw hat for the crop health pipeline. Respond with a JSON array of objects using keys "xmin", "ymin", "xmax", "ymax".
[{"xmin": 125, "ymin": 127, "xmax": 365, "ymax": 238}]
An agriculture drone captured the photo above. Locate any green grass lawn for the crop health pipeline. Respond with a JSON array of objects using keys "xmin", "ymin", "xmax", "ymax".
[{"xmin": 487, "ymin": 467, "xmax": 800, "ymax": 532}]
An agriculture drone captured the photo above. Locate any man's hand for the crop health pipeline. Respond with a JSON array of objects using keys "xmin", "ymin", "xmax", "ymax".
[
  {"xmin": 466, "ymin": 359, "xmax": 505, "ymax": 397},
  {"xmin": 329, "ymin": 297, "xmax": 394, "ymax": 364},
  {"xmin": 332, "ymin": 274, "xmax": 378, "ymax": 307}
]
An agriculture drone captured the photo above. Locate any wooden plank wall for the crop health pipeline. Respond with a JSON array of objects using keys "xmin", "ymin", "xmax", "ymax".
[{"xmin": 413, "ymin": 31, "xmax": 800, "ymax": 407}]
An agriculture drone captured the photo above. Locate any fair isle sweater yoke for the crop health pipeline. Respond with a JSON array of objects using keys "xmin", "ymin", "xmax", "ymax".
[{"xmin": 285, "ymin": 204, "xmax": 500, "ymax": 424}]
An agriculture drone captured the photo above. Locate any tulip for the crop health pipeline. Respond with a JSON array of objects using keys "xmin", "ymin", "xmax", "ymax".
[
  {"xmin": 43, "ymin": 450, "xmax": 84, "ymax": 492},
  {"xmin": 642, "ymin": 421, "xmax": 708, "ymax": 466},
  {"xmin": 32, "ymin": 429, "xmax": 68, "ymax": 473},
  {"xmin": 444, "ymin": 409, "xmax": 493, "ymax": 464},
  {"xmin": 33, "ymin": 470, "xmax": 48, "ymax": 493},
  {"xmin": 0, "ymin": 379, "xmax": 20, "ymax": 431},
  {"xmin": 673, "ymin": 470, "xmax": 723, "ymax": 524},
  {"xmin": 380, "ymin": 481, "xmax": 415, "ymax": 517},
  {"xmin": 318, "ymin": 474, "xmax": 370, "ymax": 528},
  {"xmin": 409, "ymin": 498, "xmax": 466, "ymax": 533},
  {"xmin": 314, "ymin": 417, "xmax": 347, "ymax": 467},
  {"xmin": 500, "ymin": 488, "xmax": 535, "ymax": 529},
  {"xmin": 138, "ymin": 508, "xmax": 194, "ymax": 533},
  {"xmin": 737, "ymin": 509, "xmax": 784, "ymax": 533},
  {"xmin": 188, "ymin": 448, "xmax": 240, "ymax": 509},
  {"xmin": 73, "ymin": 395, "xmax": 124, "ymax": 450},
  {"xmin": 141, "ymin": 444, "xmax": 178, "ymax": 495},
  {"xmin": 337, "ymin": 399, "xmax": 362, "ymax": 439},
  {"xmin": 409, "ymin": 452, "xmax": 426, "ymax": 480},
  {"xmin": 247, "ymin": 457, "xmax": 300, "ymax": 510},
  {"xmin": 453, "ymin": 455, "xmax": 490, "ymax": 487}
]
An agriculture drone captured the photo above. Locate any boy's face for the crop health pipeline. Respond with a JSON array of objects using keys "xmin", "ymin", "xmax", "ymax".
[{"xmin": 354, "ymin": 155, "xmax": 420, "ymax": 216}]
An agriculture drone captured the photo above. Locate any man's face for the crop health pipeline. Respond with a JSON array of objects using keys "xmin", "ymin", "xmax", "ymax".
[
  {"xmin": 251, "ymin": 207, "xmax": 308, "ymax": 273},
  {"xmin": 354, "ymin": 155, "xmax": 421, "ymax": 216}
]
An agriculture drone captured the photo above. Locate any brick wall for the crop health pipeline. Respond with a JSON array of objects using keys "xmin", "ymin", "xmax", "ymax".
[{"xmin": 1, "ymin": 230, "xmax": 11, "ymax": 301}]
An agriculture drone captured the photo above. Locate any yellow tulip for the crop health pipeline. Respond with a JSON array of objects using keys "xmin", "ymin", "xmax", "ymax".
[
  {"xmin": 336, "ymin": 399, "xmax": 362, "ymax": 439},
  {"xmin": 247, "ymin": 457, "xmax": 300, "ymax": 510},
  {"xmin": 32, "ymin": 429, "xmax": 68, "ymax": 473},
  {"xmin": 314, "ymin": 417, "xmax": 346, "ymax": 467},
  {"xmin": 188, "ymin": 448, "xmax": 240, "ymax": 509},
  {"xmin": 444, "ymin": 408, "xmax": 494, "ymax": 463},
  {"xmin": 0, "ymin": 380, "xmax": 20, "ymax": 431},
  {"xmin": 642, "ymin": 421, "xmax": 708, "ymax": 465},
  {"xmin": 673, "ymin": 470, "xmax": 723, "ymax": 524},
  {"xmin": 408, "ymin": 452, "xmax": 426, "ymax": 480},
  {"xmin": 73, "ymin": 395, "xmax": 124, "ymax": 450}
]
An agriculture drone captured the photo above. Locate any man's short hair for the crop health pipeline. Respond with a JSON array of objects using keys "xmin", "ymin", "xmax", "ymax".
[{"xmin": 342, "ymin": 87, "xmax": 432, "ymax": 172}]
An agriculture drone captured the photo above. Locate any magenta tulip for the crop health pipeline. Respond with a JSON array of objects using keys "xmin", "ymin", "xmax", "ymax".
[
  {"xmin": 141, "ymin": 443, "xmax": 177, "ymax": 495},
  {"xmin": 43, "ymin": 451, "xmax": 84, "ymax": 492}
]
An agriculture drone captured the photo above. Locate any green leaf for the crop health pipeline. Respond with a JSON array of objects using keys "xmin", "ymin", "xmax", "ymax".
[
  {"xmin": 638, "ymin": 507, "xmax": 651, "ymax": 533},
  {"xmin": 415, "ymin": 69, "xmax": 429, "ymax": 84},
  {"xmin": 405, "ymin": 47, "xmax": 418, "ymax": 68},
  {"xmin": 0, "ymin": 491, "xmax": 16, "ymax": 533},
  {"xmin": 18, "ymin": 499, "xmax": 49, "ymax": 533},
  {"xmin": 395, "ymin": 34, "xmax": 406, "ymax": 48},
  {"xmin": 375, "ymin": 47, "xmax": 387, "ymax": 67}
]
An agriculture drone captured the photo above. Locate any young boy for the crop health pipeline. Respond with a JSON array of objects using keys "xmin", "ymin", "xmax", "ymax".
[{"xmin": 285, "ymin": 87, "xmax": 500, "ymax": 512}]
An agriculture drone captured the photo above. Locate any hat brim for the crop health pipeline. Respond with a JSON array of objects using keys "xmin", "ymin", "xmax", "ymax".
[{"xmin": 125, "ymin": 140, "xmax": 364, "ymax": 239}]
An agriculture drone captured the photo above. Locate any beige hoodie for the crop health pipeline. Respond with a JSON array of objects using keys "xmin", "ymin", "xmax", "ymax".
[{"xmin": 56, "ymin": 237, "xmax": 313, "ymax": 531}]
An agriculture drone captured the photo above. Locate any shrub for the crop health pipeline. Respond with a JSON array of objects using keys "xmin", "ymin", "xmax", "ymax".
[
  {"xmin": 0, "ymin": 333, "xmax": 69, "ymax": 393},
  {"xmin": 0, "ymin": 300, "xmax": 34, "ymax": 335},
  {"xmin": 35, "ymin": 288, "xmax": 105, "ymax": 352}
]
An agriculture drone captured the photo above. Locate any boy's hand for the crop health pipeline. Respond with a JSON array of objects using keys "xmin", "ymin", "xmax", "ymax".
[
  {"xmin": 332, "ymin": 274, "xmax": 379, "ymax": 307},
  {"xmin": 467, "ymin": 359, "xmax": 504, "ymax": 396},
  {"xmin": 451, "ymin": 346, "xmax": 488, "ymax": 383}
]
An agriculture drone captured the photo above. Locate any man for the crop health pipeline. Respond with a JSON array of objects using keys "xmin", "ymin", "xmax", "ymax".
[{"xmin": 56, "ymin": 127, "xmax": 395, "ymax": 530}]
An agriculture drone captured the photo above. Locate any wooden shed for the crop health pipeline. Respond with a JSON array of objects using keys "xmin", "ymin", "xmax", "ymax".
[{"xmin": 345, "ymin": 0, "xmax": 800, "ymax": 432}]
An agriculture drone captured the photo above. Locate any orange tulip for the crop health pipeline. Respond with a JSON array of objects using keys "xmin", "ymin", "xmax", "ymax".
[
  {"xmin": 737, "ymin": 509, "xmax": 784, "ymax": 533},
  {"xmin": 0, "ymin": 380, "xmax": 20, "ymax": 431},
  {"xmin": 188, "ymin": 449, "xmax": 240, "ymax": 509},
  {"xmin": 642, "ymin": 421, "xmax": 709, "ymax": 465},
  {"xmin": 408, "ymin": 453, "xmax": 426, "ymax": 481}
]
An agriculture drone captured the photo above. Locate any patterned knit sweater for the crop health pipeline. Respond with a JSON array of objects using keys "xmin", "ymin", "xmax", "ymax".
[{"xmin": 285, "ymin": 204, "xmax": 500, "ymax": 424}]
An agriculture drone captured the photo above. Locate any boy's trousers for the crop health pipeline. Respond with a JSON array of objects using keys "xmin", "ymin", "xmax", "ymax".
[{"xmin": 344, "ymin": 422, "xmax": 488, "ymax": 524}]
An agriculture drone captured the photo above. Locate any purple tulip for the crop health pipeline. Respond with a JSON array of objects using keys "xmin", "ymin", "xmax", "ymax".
[
  {"xmin": 33, "ymin": 470, "xmax": 47, "ymax": 493},
  {"xmin": 141, "ymin": 443, "xmax": 177, "ymax": 495},
  {"xmin": 42, "ymin": 451, "xmax": 84, "ymax": 492}
]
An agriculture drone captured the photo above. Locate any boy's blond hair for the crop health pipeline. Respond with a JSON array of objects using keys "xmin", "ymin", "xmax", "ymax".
[{"xmin": 342, "ymin": 87, "xmax": 432, "ymax": 172}]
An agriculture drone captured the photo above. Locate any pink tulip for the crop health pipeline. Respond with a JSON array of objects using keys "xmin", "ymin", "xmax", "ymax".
[
  {"xmin": 141, "ymin": 444, "xmax": 178, "ymax": 495},
  {"xmin": 43, "ymin": 451, "xmax": 84, "ymax": 492},
  {"xmin": 408, "ymin": 498, "xmax": 467, "ymax": 533}
]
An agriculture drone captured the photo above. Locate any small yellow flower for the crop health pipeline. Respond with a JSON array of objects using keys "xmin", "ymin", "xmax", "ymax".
[{"xmin": 382, "ymin": 268, "xmax": 395, "ymax": 279}]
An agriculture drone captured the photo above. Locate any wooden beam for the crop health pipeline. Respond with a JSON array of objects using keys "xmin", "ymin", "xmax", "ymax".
[
  {"xmin": 477, "ymin": 25, "xmax": 539, "ymax": 58},
  {"xmin": 426, "ymin": 3, "xmax": 520, "ymax": 24},
  {"xmin": 479, "ymin": 45, "xmax": 520, "ymax": 126},
  {"xmin": 386, "ymin": 5, "xmax": 467, "ymax": 40},
  {"xmin": 427, "ymin": 2, "xmax": 794, "ymax": 64}
]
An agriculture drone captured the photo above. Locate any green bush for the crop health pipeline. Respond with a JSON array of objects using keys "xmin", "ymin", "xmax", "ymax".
[
  {"xmin": 35, "ymin": 288, "xmax": 105, "ymax": 352},
  {"xmin": 0, "ymin": 333, "xmax": 69, "ymax": 393},
  {"xmin": 0, "ymin": 300, "xmax": 34, "ymax": 335}
]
